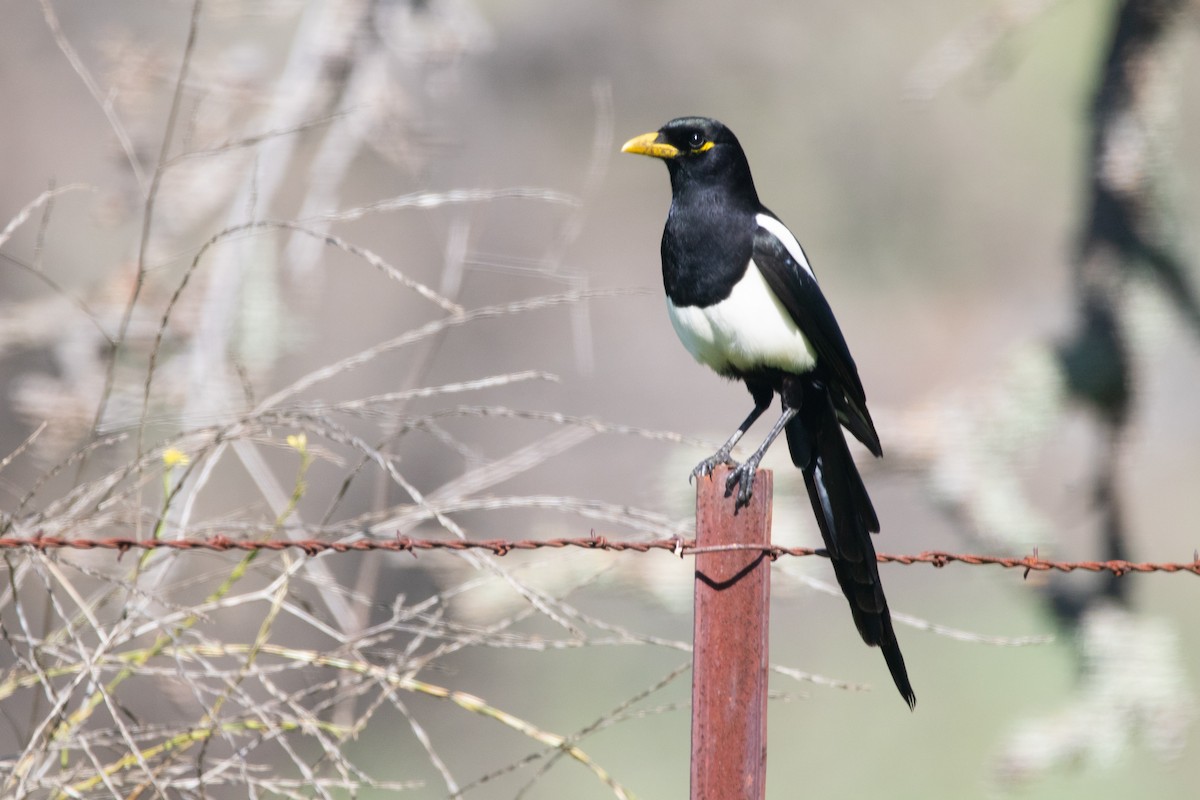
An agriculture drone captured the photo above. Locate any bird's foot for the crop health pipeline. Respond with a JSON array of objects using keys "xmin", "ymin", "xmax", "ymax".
[
  {"xmin": 723, "ymin": 456, "xmax": 762, "ymax": 511},
  {"xmin": 690, "ymin": 447, "xmax": 736, "ymax": 484}
]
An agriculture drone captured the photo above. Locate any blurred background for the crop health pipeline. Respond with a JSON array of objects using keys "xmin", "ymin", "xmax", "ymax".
[{"xmin": 1, "ymin": 0, "xmax": 1199, "ymax": 797}]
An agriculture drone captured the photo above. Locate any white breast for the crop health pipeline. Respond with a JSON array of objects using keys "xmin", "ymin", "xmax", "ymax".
[{"xmin": 666, "ymin": 260, "xmax": 818, "ymax": 376}]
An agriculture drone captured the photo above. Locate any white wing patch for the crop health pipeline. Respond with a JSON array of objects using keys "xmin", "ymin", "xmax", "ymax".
[
  {"xmin": 755, "ymin": 213, "xmax": 816, "ymax": 278},
  {"xmin": 666, "ymin": 259, "xmax": 818, "ymax": 376}
]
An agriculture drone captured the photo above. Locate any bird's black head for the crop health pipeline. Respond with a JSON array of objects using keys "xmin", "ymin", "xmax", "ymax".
[{"xmin": 622, "ymin": 117, "xmax": 758, "ymax": 207}]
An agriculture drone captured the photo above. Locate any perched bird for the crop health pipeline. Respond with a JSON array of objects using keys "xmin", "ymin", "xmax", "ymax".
[{"xmin": 622, "ymin": 117, "xmax": 915, "ymax": 708}]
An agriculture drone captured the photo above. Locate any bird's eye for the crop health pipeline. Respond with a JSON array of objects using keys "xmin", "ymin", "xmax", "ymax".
[{"xmin": 688, "ymin": 132, "xmax": 707, "ymax": 150}]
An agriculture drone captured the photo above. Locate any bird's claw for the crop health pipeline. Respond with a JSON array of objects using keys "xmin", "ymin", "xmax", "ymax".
[
  {"xmin": 723, "ymin": 459, "xmax": 759, "ymax": 511},
  {"xmin": 690, "ymin": 448, "xmax": 736, "ymax": 484}
]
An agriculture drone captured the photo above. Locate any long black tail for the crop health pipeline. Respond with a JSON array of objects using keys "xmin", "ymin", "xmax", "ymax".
[{"xmin": 786, "ymin": 385, "xmax": 915, "ymax": 709}]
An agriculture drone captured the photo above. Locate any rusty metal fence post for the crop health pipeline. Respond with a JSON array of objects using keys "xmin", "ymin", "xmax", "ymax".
[{"xmin": 691, "ymin": 466, "xmax": 773, "ymax": 800}]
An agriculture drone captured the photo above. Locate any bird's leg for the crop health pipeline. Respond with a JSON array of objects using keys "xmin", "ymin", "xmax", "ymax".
[
  {"xmin": 725, "ymin": 406, "xmax": 798, "ymax": 510},
  {"xmin": 689, "ymin": 417, "xmax": 753, "ymax": 482},
  {"xmin": 690, "ymin": 392, "xmax": 773, "ymax": 483}
]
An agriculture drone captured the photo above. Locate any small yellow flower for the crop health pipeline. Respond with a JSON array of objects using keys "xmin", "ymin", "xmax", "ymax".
[
  {"xmin": 162, "ymin": 448, "xmax": 190, "ymax": 468},
  {"xmin": 286, "ymin": 433, "xmax": 308, "ymax": 452}
]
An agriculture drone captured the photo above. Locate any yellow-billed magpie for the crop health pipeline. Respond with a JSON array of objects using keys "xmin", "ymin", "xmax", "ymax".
[{"xmin": 623, "ymin": 116, "xmax": 915, "ymax": 709}]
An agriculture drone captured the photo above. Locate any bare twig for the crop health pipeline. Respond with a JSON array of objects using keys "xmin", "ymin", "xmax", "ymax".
[{"xmin": 36, "ymin": 0, "xmax": 148, "ymax": 191}]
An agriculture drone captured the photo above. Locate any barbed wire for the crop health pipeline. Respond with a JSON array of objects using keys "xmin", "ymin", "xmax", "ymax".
[{"xmin": 1, "ymin": 534, "xmax": 1196, "ymax": 577}]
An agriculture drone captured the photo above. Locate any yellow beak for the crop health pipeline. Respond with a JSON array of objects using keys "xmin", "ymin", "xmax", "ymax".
[{"xmin": 621, "ymin": 131, "xmax": 679, "ymax": 159}]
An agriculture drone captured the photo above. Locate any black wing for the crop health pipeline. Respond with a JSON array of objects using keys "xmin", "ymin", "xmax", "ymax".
[{"xmin": 752, "ymin": 220, "xmax": 881, "ymax": 456}]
